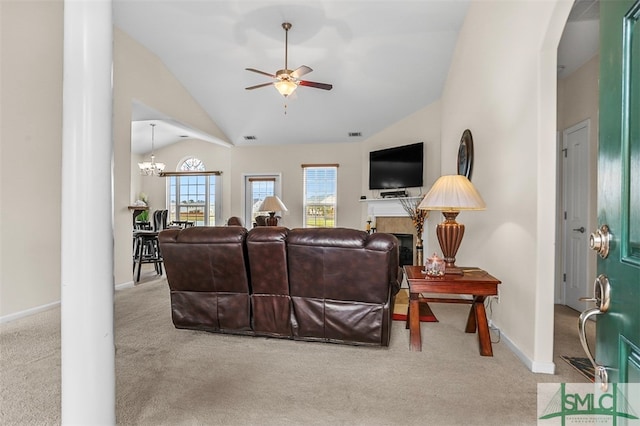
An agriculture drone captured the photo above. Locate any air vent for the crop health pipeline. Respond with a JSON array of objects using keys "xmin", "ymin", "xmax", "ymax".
[
  {"xmin": 348, "ymin": 132, "xmax": 362, "ymax": 137},
  {"xmin": 244, "ymin": 135, "xmax": 257, "ymax": 141},
  {"xmin": 180, "ymin": 135, "xmax": 189, "ymax": 138}
]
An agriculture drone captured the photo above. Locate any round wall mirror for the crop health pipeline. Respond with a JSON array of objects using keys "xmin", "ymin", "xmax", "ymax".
[{"xmin": 457, "ymin": 129, "xmax": 474, "ymax": 180}]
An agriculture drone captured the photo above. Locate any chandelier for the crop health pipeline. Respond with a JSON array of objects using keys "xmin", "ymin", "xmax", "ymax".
[{"xmin": 138, "ymin": 123, "xmax": 165, "ymax": 176}]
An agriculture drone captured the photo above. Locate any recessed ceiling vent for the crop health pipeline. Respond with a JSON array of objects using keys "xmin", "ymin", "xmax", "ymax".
[
  {"xmin": 244, "ymin": 135, "xmax": 257, "ymax": 141},
  {"xmin": 348, "ymin": 132, "xmax": 362, "ymax": 137}
]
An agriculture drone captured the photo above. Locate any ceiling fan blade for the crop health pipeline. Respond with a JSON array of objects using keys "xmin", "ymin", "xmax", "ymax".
[
  {"xmin": 245, "ymin": 68, "xmax": 276, "ymax": 78},
  {"xmin": 245, "ymin": 82, "xmax": 274, "ymax": 90},
  {"xmin": 291, "ymin": 65, "xmax": 313, "ymax": 79},
  {"xmin": 299, "ymin": 80, "xmax": 333, "ymax": 91}
]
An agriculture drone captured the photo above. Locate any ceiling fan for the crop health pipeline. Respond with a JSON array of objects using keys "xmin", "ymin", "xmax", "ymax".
[{"xmin": 245, "ymin": 22, "xmax": 333, "ymax": 98}]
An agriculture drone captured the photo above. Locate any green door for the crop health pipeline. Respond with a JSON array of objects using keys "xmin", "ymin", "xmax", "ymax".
[{"xmin": 594, "ymin": 0, "xmax": 640, "ymax": 385}]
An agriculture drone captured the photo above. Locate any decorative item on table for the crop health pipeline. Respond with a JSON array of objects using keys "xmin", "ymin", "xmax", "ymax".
[
  {"xmin": 258, "ymin": 195, "xmax": 288, "ymax": 226},
  {"xmin": 399, "ymin": 195, "xmax": 429, "ymax": 266},
  {"xmin": 134, "ymin": 192, "xmax": 148, "ymax": 206},
  {"xmin": 424, "ymin": 252, "xmax": 445, "ymax": 276},
  {"xmin": 366, "ymin": 217, "xmax": 372, "ymax": 233},
  {"xmin": 418, "ymin": 175, "xmax": 486, "ymax": 275},
  {"xmin": 135, "ymin": 192, "xmax": 149, "ymax": 222}
]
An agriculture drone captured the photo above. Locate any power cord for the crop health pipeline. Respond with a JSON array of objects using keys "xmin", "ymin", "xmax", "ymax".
[{"xmin": 485, "ymin": 296, "xmax": 501, "ymax": 344}]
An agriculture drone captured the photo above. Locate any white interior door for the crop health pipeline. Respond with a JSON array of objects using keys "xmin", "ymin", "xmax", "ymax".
[{"xmin": 562, "ymin": 120, "xmax": 591, "ymax": 311}]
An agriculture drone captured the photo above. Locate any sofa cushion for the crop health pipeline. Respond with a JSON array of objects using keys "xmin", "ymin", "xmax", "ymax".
[
  {"xmin": 287, "ymin": 228, "xmax": 398, "ymax": 304},
  {"xmin": 246, "ymin": 227, "xmax": 292, "ymax": 337},
  {"xmin": 286, "ymin": 228, "xmax": 399, "ymax": 345},
  {"xmin": 159, "ymin": 226, "xmax": 252, "ymax": 333}
]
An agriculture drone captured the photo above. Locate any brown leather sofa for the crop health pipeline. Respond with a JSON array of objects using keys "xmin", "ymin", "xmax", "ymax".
[{"xmin": 159, "ymin": 226, "xmax": 402, "ymax": 346}]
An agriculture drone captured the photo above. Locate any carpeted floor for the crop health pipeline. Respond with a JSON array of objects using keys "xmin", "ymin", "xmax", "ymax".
[{"xmin": 0, "ymin": 274, "xmax": 594, "ymax": 425}]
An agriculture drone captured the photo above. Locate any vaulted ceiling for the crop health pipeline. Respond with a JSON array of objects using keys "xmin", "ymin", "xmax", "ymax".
[
  {"xmin": 117, "ymin": 0, "xmax": 599, "ymax": 154},
  {"xmin": 116, "ymin": 1, "xmax": 470, "ymax": 153}
]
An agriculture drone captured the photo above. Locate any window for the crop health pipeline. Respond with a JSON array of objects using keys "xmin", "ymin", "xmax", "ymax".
[
  {"xmin": 302, "ymin": 164, "xmax": 338, "ymax": 228},
  {"xmin": 167, "ymin": 158, "xmax": 221, "ymax": 226},
  {"xmin": 244, "ymin": 175, "xmax": 280, "ymax": 226}
]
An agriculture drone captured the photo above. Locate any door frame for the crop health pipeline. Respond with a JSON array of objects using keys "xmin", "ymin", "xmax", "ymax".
[{"xmin": 241, "ymin": 173, "xmax": 283, "ymax": 227}]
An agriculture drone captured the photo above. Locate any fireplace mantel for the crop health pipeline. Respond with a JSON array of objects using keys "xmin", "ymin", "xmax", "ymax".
[{"xmin": 360, "ymin": 197, "xmax": 421, "ymax": 217}]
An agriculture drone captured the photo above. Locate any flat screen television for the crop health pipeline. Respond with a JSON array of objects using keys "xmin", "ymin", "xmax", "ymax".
[{"xmin": 369, "ymin": 142, "xmax": 424, "ymax": 190}]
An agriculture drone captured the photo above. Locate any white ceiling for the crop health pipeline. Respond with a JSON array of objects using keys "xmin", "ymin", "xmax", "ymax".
[
  {"xmin": 557, "ymin": 0, "xmax": 599, "ymax": 78},
  {"xmin": 117, "ymin": 0, "xmax": 599, "ymax": 155}
]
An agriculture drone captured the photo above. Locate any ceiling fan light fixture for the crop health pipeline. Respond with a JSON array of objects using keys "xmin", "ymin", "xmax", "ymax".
[
  {"xmin": 245, "ymin": 22, "xmax": 332, "ymax": 98},
  {"xmin": 274, "ymin": 79, "xmax": 298, "ymax": 97}
]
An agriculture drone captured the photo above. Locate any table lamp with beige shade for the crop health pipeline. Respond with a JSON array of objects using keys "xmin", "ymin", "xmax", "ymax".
[
  {"xmin": 418, "ymin": 175, "xmax": 486, "ymax": 274},
  {"xmin": 258, "ymin": 195, "xmax": 288, "ymax": 226}
]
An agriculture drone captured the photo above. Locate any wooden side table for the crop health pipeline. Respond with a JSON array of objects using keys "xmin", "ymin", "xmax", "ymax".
[{"xmin": 403, "ymin": 265, "xmax": 501, "ymax": 356}]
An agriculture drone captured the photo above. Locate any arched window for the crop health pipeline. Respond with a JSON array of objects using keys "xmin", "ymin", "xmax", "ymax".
[
  {"xmin": 181, "ymin": 157, "xmax": 205, "ymax": 172},
  {"xmin": 167, "ymin": 157, "xmax": 221, "ymax": 226}
]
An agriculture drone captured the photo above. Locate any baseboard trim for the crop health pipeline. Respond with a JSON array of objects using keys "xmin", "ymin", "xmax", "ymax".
[
  {"xmin": 489, "ymin": 321, "xmax": 556, "ymax": 375},
  {"xmin": 0, "ymin": 300, "xmax": 60, "ymax": 324},
  {"xmin": 1, "ymin": 281, "xmax": 135, "ymax": 324},
  {"xmin": 116, "ymin": 281, "xmax": 135, "ymax": 291}
]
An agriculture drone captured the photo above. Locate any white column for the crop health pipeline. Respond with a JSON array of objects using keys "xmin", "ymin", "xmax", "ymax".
[{"xmin": 61, "ymin": 0, "xmax": 115, "ymax": 423}]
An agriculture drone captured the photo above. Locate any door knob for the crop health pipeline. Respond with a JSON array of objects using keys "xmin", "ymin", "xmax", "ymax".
[
  {"xmin": 573, "ymin": 226, "xmax": 586, "ymax": 233},
  {"xmin": 578, "ymin": 274, "xmax": 611, "ymax": 390},
  {"xmin": 579, "ymin": 274, "xmax": 610, "ymax": 312},
  {"xmin": 589, "ymin": 225, "xmax": 611, "ymax": 258}
]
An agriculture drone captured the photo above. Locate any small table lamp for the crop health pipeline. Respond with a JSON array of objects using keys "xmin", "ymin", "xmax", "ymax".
[
  {"xmin": 418, "ymin": 175, "xmax": 486, "ymax": 274},
  {"xmin": 258, "ymin": 195, "xmax": 288, "ymax": 226}
]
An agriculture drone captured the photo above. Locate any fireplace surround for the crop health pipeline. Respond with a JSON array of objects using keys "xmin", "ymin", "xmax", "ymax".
[
  {"xmin": 375, "ymin": 216, "xmax": 418, "ymax": 265},
  {"xmin": 362, "ymin": 197, "xmax": 429, "ymax": 266}
]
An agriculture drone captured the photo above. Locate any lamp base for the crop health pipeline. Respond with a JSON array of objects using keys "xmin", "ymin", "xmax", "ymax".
[
  {"xmin": 266, "ymin": 212, "xmax": 279, "ymax": 226},
  {"xmin": 444, "ymin": 266, "xmax": 464, "ymax": 275},
  {"xmin": 436, "ymin": 211, "xmax": 465, "ymax": 275}
]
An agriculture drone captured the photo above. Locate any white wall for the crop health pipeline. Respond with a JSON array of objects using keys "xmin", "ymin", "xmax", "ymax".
[
  {"xmin": 140, "ymin": 103, "xmax": 443, "ymax": 242},
  {"xmin": 439, "ymin": 0, "xmax": 571, "ymax": 371},
  {"xmin": 360, "ymin": 101, "xmax": 442, "ymax": 252},
  {"xmin": 229, "ymin": 142, "xmax": 363, "ymax": 229},
  {"xmin": 1, "ymin": 0, "xmax": 64, "ymax": 318}
]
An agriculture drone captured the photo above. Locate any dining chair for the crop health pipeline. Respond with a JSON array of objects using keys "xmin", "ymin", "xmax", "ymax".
[{"xmin": 132, "ymin": 230, "xmax": 163, "ymax": 282}]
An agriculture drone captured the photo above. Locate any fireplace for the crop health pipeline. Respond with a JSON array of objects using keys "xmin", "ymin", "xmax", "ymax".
[
  {"xmin": 362, "ymin": 197, "xmax": 429, "ymax": 266},
  {"xmin": 375, "ymin": 216, "xmax": 418, "ymax": 265},
  {"xmin": 392, "ymin": 233, "xmax": 413, "ymax": 266}
]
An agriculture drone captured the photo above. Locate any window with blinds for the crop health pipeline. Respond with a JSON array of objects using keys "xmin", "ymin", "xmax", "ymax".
[{"xmin": 302, "ymin": 164, "xmax": 338, "ymax": 228}]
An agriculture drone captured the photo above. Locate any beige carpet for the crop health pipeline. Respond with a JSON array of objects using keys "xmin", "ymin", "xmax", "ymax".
[{"xmin": 1, "ymin": 275, "xmax": 591, "ymax": 425}]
